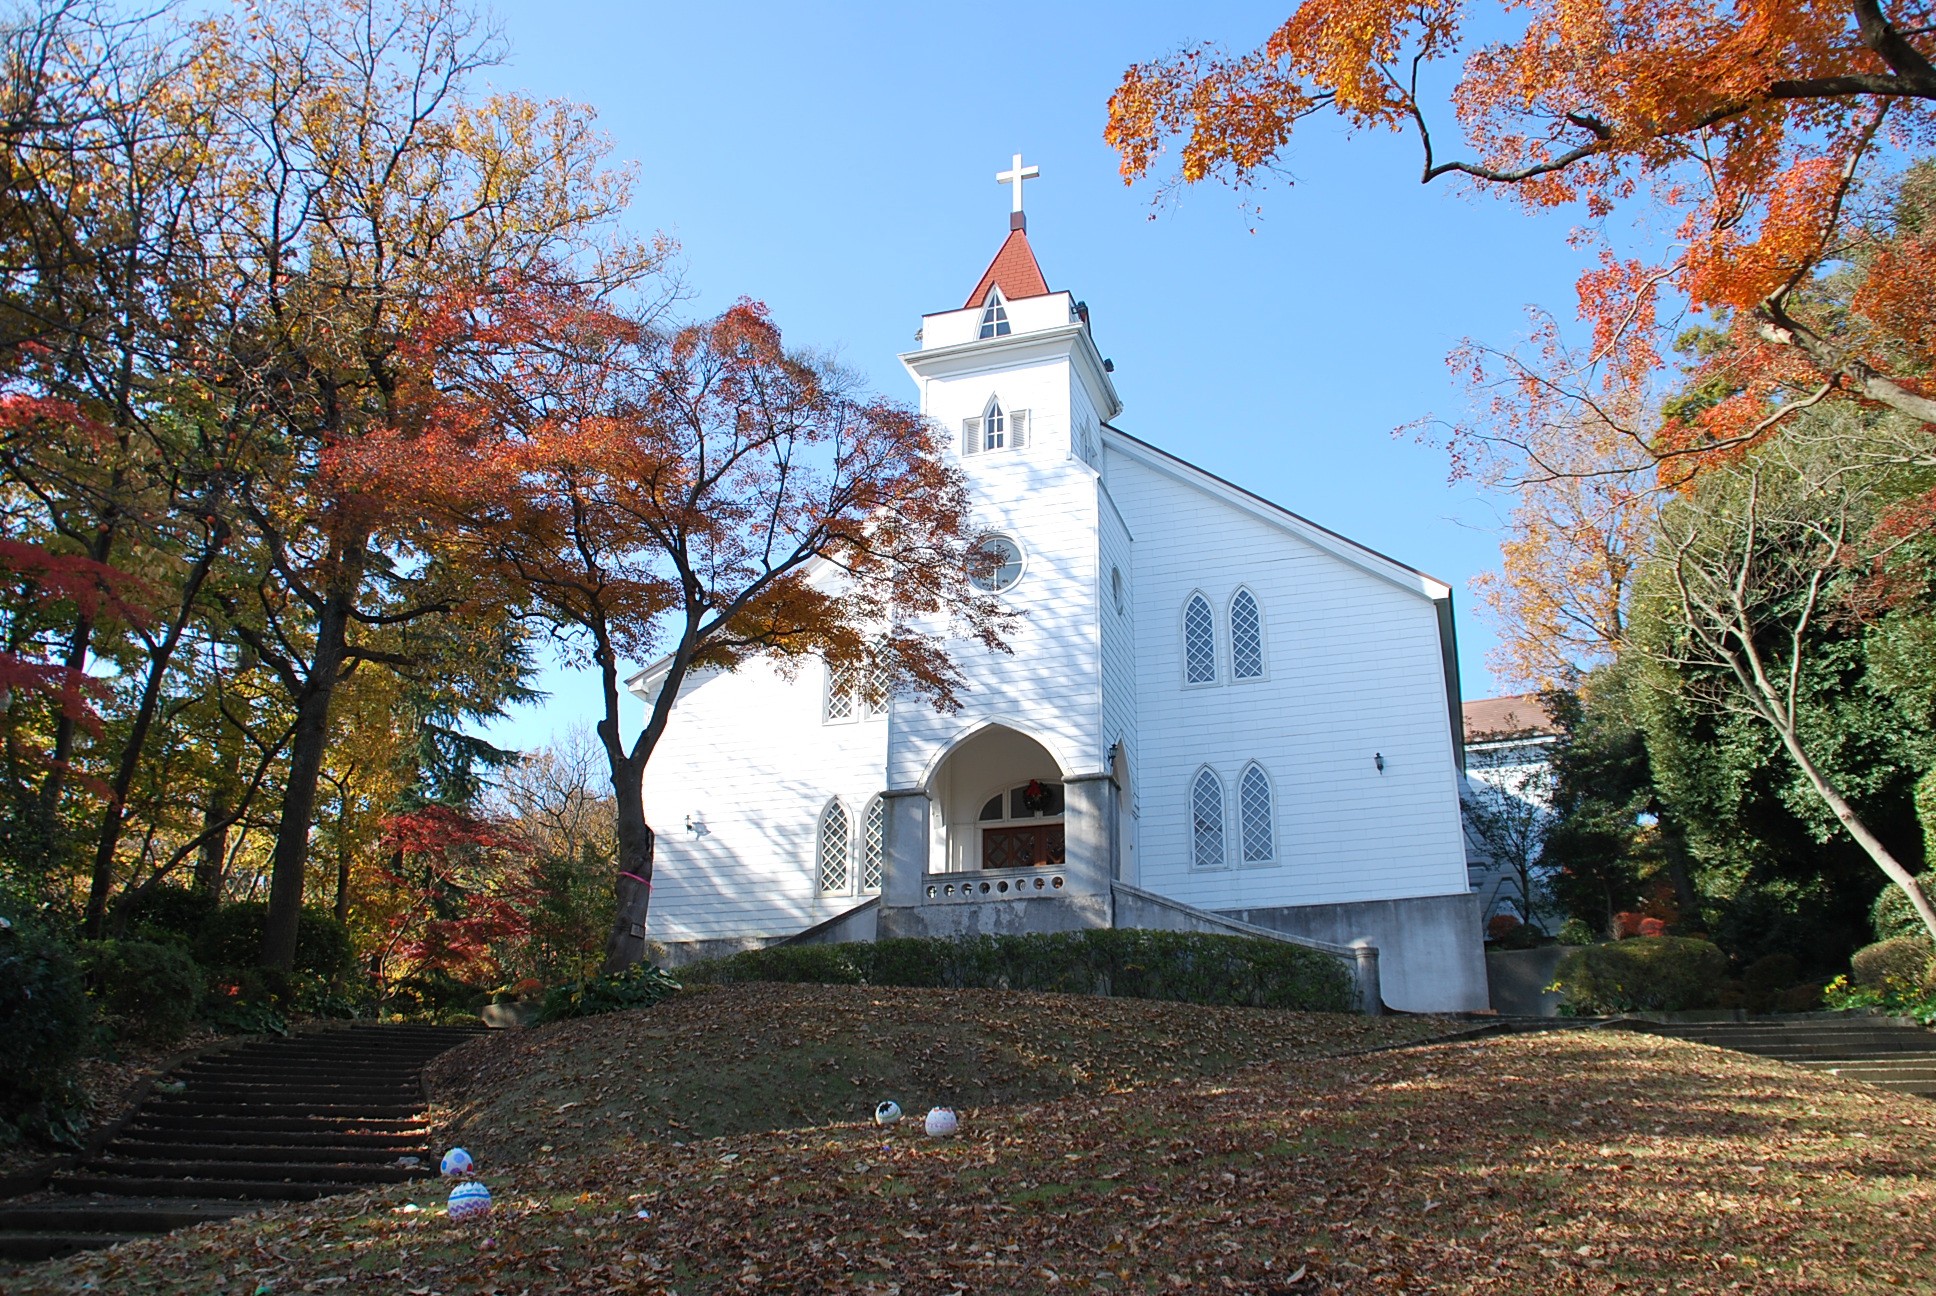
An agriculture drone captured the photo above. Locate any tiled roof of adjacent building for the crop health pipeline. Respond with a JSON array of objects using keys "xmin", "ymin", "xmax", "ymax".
[
  {"xmin": 1463, "ymin": 693, "xmax": 1560, "ymax": 742},
  {"xmin": 963, "ymin": 229, "xmax": 1051, "ymax": 308}
]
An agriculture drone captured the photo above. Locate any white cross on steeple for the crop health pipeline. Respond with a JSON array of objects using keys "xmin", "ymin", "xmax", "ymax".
[{"xmin": 996, "ymin": 152, "xmax": 1040, "ymax": 214}]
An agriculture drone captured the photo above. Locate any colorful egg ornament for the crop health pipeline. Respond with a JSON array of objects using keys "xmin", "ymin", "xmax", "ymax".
[
  {"xmin": 873, "ymin": 1101, "xmax": 902, "ymax": 1126},
  {"xmin": 923, "ymin": 1107, "xmax": 958, "ymax": 1138},
  {"xmin": 447, "ymin": 1180, "xmax": 492, "ymax": 1221},
  {"xmin": 440, "ymin": 1147, "xmax": 473, "ymax": 1177}
]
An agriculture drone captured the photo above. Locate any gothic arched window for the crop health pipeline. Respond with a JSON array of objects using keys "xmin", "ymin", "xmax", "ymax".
[
  {"xmin": 860, "ymin": 797, "xmax": 886, "ymax": 893},
  {"xmin": 1191, "ymin": 767, "xmax": 1226, "ymax": 870},
  {"xmin": 1183, "ymin": 593, "xmax": 1217, "ymax": 685},
  {"xmin": 817, "ymin": 800, "xmax": 851, "ymax": 894},
  {"xmin": 1230, "ymin": 588, "xmax": 1264, "ymax": 680},
  {"xmin": 1239, "ymin": 763, "xmax": 1275, "ymax": 865},
  {"xmin": 978, "ymin": 288, "xmax": 1011, "ymax": 340}
]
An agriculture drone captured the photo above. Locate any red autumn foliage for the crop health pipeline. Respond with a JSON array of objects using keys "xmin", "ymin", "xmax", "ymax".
[{"xmin": 372, "ymin": 805, "xmax": 533, "ymax": 991}]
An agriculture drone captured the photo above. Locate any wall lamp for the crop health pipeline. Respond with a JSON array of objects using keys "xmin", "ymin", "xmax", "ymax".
[{"xmin": 1374, "ymin": 753, "xmax": 1385, "ymax": 774}]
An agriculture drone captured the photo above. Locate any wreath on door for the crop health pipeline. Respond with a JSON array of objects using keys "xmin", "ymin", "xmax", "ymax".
[{"xmin": 1022, "ymin": 779, "xmax": 1050, "ymax": 814}]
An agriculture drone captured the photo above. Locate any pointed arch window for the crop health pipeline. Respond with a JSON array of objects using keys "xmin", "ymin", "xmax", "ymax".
[
  {"xmin": 818, "ymin": 800, "xmax": 851, "ymax": 894},
  {"xmin": 1238, "ymin": 763, "xmax": 1275, "ymax": 865},
  {"xmin": 1191, "ymin": 768, "xmax": 1226, "ymax": 870},
  {"xmin": 860, "ymin": 797, "xmax": 886, "ymax": 893},
  {"xmin": 1183, "ymin": 593, "xmax": 1217, "ymax": 685},
  {"xmin": 1230, "ymin": 589, "xmax": 1264, "ymax": 680},
  {"xmin": 978, "ymin": 288, "xmax": 1011, "ymax": 339}
]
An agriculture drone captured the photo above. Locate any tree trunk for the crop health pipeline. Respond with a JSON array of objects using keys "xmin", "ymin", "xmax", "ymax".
[
  {"xmin": 259, "ymin": 598, "xmax": 352, "ymax": 972},
  {"xmin": 194, "ymin": 715, "xmax": 242, "ymax": 897},
  {"xmin": 600, "ymin": 752, "xmax": 654, "ymax": 972},
  {"xmin": 35, "ymin": 612, "xmax": 94, "ymax": 845},
  {"xmin": 334, "ymin": 803, "xmax": 353, "ymax": 925},
  {"xmin": 83, "ymin": 540, "xmax": 222, "ymax": 938},
  {"xmin": 1773, "ymin": 721, "xmax": 1936, "ymax": 946}
]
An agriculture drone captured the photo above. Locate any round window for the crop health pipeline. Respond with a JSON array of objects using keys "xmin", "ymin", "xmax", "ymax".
[{"xmin": 969, "ymin": 535, "xmax": 1024, "ymax": 592}]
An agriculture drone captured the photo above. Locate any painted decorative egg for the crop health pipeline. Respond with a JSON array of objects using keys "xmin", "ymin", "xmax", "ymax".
[
  {"xmin": 440, "ymin": 1148, "xmax": 474, "ymax": 1177},
  {"xmin": 874, "ymin": 1101, "xmax": 902, "ymax": 1126},
  {"xmin": 447, "ymin": 1180, "xmax": 492, "ymax": 1221},
  {"xmin": 923, "ymin": 1107, "xmax": 959, "ymax": 1138}
]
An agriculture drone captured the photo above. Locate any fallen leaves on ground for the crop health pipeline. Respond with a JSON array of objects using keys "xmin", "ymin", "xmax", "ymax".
[
  {"xmin": 423, "ymin": 983, "xmax": 1451, "ymax": 1166},
  {"xmin": 11, "ymin": 991, "xmax": 1936, "ymax": 1294}
]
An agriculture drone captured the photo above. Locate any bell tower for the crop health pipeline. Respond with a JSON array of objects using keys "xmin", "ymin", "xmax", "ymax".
[{"xmin": 879, "ymin": 155, "xmax": 1130, "ymax": 940}]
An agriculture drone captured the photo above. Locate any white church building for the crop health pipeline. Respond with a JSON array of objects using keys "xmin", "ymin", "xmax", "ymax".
[{"xmin": 627, "ymin": 169, "xmax": 1487, "ymax": 1013}]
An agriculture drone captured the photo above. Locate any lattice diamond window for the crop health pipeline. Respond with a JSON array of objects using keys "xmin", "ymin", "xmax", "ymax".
[
  {"xmin": 1240, "ymin": 765, "xmax": 1274, "ymax": 863},
  {"xmin": 861, "ymin": 798, "xmax": 885, "ymax": 892},
  {"xmin": 825, "ymin": 663, "xmax": 857, "ymax": 721},
  {"xmin": 862, "ymin": 665, "xmax": 892, "ymax": 717},
  {"xmin": 818, "ymin": 801, "xmax": 850, "ymax": 894},
  {"xmin": 1191, "ymin": 769, "xmax": 1225, "ymax": 869},
  {"xmin": 1184, "ymin": 595, "xmax": 1217, "ymax": 684},
  {"xmin": 1230, "ymin": 590, "xmax": 1263, "ymax": 679}
]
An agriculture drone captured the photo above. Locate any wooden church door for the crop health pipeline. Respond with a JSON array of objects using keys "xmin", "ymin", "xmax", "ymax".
[{"xmin": 977, "ymin": 780, "xmax": 1066, "ymax": 869}]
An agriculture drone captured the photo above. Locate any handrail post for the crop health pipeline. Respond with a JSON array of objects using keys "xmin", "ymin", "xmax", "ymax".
[{"xmin": 1350, "ymin": 939, "xmax": 1382, "ymax": 1016}]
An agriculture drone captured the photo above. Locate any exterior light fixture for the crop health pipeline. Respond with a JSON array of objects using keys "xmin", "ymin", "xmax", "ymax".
[
  {"xmin": 1374, "ymin": 753, "xmax": 1385, "ymax": 773},
  {"xmin": 685, "ymin": 813, "xmax": 709, "ymax": 837}
]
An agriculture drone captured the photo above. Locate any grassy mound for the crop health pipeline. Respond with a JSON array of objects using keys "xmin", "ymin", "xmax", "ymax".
[
  {"xmin": 16, "ymin": 1009, "xmax": 1936, "ymax": 1295},
  {"xmin": 424, "ymin": 982, "xmax": 1441, "ymax": 1166}
]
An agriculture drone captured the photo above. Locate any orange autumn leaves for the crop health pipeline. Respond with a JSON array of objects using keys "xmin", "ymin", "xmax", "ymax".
[{"xmin": 1108, "ymin": 0, "xmax": 1936, "ymax": 467}]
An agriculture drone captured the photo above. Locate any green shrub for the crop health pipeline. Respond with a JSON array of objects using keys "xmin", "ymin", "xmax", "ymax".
[
  {"xmin": 119, "ymin": 885, "xmax": 218, "ymax": 947},
  {"xmin": 1556, "ymin": 918, "xmax": 1596, "ymax": 946},
  {"xmin": 78, "ymin": 939, "xmax": 202, "ymax": 1044},
  {"xmin": 1852, "ymin": 937, "xmax": 1935, "ymax": 990},
  {"xmin": 193, "ymin": 903, "xmax": 355, "ymax": 980},
  {"xmin": 538, "ymin": 964, "xmax": 683, "ymax": 1021},
  {"xmin": 1872, "ymin": 875, "xmax": 1936, "ymax": 943},
  {"xmin": 679, "ymin": 929, "xmax": 1359, "ymax": 1013},
  {"xmin": 1553, "ymin": 936, "xmax": 1730, "ymax": 1014},
  {"xmin": 0, "ymin": 924, "xmax": 92, "ymax": 1146}
]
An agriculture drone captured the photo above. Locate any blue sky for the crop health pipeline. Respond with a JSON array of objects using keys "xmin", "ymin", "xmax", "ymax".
[{"xmin": 474, "ymin": 0, "xmax": 1603, "ymax": 754}]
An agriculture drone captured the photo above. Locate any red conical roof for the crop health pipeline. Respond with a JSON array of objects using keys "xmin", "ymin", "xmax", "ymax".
[{"xmin": 963, "ymin": 228, "xmax": 1050, "ymax": 308}]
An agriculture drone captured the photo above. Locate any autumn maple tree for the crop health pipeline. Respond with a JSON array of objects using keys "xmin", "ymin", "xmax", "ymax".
[{"xmin": 362, "ymin": 284, "xmax": 1010, "ymax": 969}]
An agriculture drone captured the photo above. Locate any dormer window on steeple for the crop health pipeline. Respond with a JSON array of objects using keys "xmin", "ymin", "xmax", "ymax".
[
  {"xmin": 977, "ymin": 288, "xmax": 1011, "ymax": 339},
  {"xmin": 983, "ymin": 402, "xmax": 1006, "ymax": 451}
]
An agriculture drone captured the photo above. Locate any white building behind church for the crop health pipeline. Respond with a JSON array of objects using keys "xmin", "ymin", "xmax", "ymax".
[{"xmin": 625, "ymin": 196, "xmax": 1488, "ymax": 1013}]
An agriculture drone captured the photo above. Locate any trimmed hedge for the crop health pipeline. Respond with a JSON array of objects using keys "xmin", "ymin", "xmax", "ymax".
[
  {"xmin": 678, "ymin": 929, "xmax": 1359, "ymax": 1013},
  {"xmin": 538, "ymin": 964, "xmax": 683, "ymax": 1021},
  {"xmin": 193, "ymin": 903, "xmax": 355, "ymax": 980},
  {"xmin": 79, "ymin": 939, "xmax": 202, "ymax": 1044},
  {"xmin": 1553, "ymin": 936, "xmax": 1729, "ymax": 1013},
  {"xmin": 1852, "ymin": 936, "xmax": 1934, "ymax": 991}
]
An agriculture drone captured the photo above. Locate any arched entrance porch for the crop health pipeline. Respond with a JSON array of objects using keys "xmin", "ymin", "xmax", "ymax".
[{"xmin": 930, "ymin": 723, "xmax": 1065, "ymax": 874}]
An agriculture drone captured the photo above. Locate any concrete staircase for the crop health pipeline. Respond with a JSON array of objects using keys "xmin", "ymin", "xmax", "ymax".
[
  {"xmin": 1625, "ymin": 1015, "xmax": 1936, "ymax": 1099},
  {"xmin": 0, "ymin": 1023, "xmax": 481, "ymax": 1263}
]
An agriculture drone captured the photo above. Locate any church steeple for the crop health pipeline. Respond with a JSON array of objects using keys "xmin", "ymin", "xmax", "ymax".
[
  {"xmin": 964, "ymin": 229, "xmax": 1050, "ymax": 309},
  {"xmin": 963, "ymin": 151, "xmax": 1052, "ymax": 308}
]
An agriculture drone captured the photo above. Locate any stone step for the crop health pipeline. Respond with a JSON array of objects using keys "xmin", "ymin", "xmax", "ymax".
[
  {"xmin": 139, "ymin": 1099, "xmax": 425, "ymax": 1119},
  {"xmin": 1692, "ymin": 1043, "xmax": 1936, "ymax": 1057},
  {"xmin": 0, "ymin": 1231, "xmax": 145, "ymax": 1262},
  {"xmin": 0, "ymin": 1200, "xmax": 253, "ymax": 1233},
  {"xmin": 114, "ymin": 1125, "xmax": 427, "ymax": 1148},
  {"xmin": 125, "ymin": 1114, "xmax": 430, "ymax": 1136},
  {"xmin": 1657, "ymin": 1029, "xmax": 1934, "ymax": 1045},
  {"xmin": 99, "ymin": 1141, "xmax": 429, "ymax": 1165},
  {"xmin": 167, "ymin": 1086, "xmax": 424, "ymax": 1103},
  {"xmin": 81, "ymin": 1157, "xmax": 427, "ymax": 1184},
  {"xmin": 177, "ymin": 1064, "xmax": 426, "ymax": 1080},
  {"xmin": 49, "ymin": 1174, "xmax": 379, "ymax": 1202}
]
